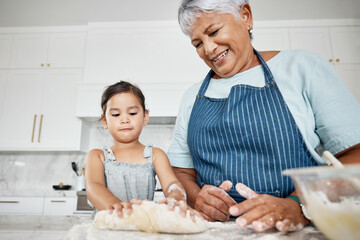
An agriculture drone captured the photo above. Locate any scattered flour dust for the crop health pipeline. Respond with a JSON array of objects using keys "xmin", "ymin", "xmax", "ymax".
[
  {"xmin": 66, "ymin": 220, "xmax": 324, "ymax": 240},
  {"xmin": 304, "ymin": 191, "xmax": 360, "ymax": 240}
]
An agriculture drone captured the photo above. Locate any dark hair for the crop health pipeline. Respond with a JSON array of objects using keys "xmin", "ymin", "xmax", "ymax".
[{"xmin": 101, "ymin": 81, "xmax": 146, "ymax": 117}]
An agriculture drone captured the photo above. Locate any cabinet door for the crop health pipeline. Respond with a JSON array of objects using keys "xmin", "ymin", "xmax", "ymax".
[
  {"xmin": 47, "ymin": 32, "xmax": 86, "ymax": 68},
  {"xmin": 0, "ymin": 71, "xmax": 7, "ymax": 116},
  {"xmin": 334, "ymin": 64, "xmax": 360, "ymax": 102},
  {"xmin": 39, "ymin": 69, "xmax": 83, "ymax": 150},
  {"xmin": 10, "ymin": 33, "xmax": 49, "ymax": 68},
  {"xmin": 330, "ymin": 26, "xmax": 360, "ymax": 64},
  {"xmin": 84, "ymin": 24, "xmax": 207, "ymax": 84},
  {"xmin": 252, "ymin": 28, "xmax": 290, "ymax": 51},
  {"xmin": 289, "ymin": 27, "xmax": 333, "ymax": 63},
  {"xmin": 0, "ymin": 197, "xmax": 44, "ymax": 215},
  {"xmin": 0, "ymin": 70, "xmax": 44, "ymax": 150},
  {"xmin": 0, "ymin": 34, "xmax": 13, "ymax": 68},
  {"xmin": 43, "ymin": 197, "xmax": 75, "ymax": 215}
]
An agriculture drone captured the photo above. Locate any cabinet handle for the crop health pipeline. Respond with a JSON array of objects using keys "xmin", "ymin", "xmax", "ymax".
[
  {"xmin": 336, "ymin": 58, "xmax": 340, "ymax": 62},
  {"xmin": 41, "ymin": 63, "xmax": 44, "ymax": 67},
  {"xmin": 0, "ymin": 201, "xmax": 19, "ymax": 203},
  {"xmin": 329, "ymin": 59, "xmax": 333, "ymax": 63},
  {"xmin": 31, "ymin": 114, "xmax": 37, "ymax": 143},
  {"xmin": 50, "ymin": 200, "xmax": 66, "ymax": 203},
  {"xmin": 47, "ymin": 63, "xmax": 50, "ymax": 67},
  {"xmin": 38, "ymin": 114, "xmax": 43, "ymax": 143}
]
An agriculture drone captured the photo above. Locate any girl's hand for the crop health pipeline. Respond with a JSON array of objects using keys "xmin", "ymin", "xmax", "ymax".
[
  {"xmin": 229, "ymin": 183, "xmax": 309, "ymax": 232},
  {"xmin": 158, "ymin": 198, "xmax": 203, "ymax": 221},
  {"xmin": 107, "ymin": 198, "xmax": 142, "ymax": 217}
]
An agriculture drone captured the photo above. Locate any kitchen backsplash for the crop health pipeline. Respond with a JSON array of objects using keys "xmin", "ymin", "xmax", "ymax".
[{"xmin": 0, "ymin": 124, "xmax": 174, "ymax": 196}]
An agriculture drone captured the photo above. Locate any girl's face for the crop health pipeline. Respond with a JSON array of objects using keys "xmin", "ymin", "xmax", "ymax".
[
  {"xmin": 101, "ymin": 92, "xmax": 149, "ymax": 144},
  {"xmin": 189, "ymin": 4, "xmax": 254, "ymax": 78}
]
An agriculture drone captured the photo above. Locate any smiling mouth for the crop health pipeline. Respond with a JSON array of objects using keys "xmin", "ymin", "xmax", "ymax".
[{"xmin": 213, "ymin": 50, "xmax": 228, "ymax": 62}]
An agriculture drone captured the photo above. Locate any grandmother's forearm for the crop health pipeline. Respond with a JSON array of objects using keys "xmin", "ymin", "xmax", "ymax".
[
  {"xmin": 172, "ymin": 167, "xmax": 201, "ymax": 207},
  {"xmin": 335, "ymin": 143, "xmax": 360, "ymax": 164}
]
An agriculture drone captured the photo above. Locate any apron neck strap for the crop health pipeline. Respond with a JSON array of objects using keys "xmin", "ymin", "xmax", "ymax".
[{"xmin": 197, "ymin": 49, "xmax": 275, "ymax": 96}]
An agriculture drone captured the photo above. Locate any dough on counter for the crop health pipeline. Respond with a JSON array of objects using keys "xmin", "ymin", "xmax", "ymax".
[{"xmin": 93, "ymin": 201, "xmax": 209, "ymax": 234}]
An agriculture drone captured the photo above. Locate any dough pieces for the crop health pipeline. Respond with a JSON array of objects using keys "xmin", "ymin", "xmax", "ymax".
[{"xmin": 94, "ymin": 201, "xmax": 209, "ymax": 234}]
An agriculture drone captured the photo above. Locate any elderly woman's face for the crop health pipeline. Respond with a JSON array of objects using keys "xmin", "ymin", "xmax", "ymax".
[{"xmin": 189, "ymin": 9, "xmax": 253, "ymax": 78}]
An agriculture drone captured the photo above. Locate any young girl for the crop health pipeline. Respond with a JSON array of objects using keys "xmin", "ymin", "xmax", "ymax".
[{"xmin": 85, "ymin": 81, "xmax": 189, "ymax": 216}]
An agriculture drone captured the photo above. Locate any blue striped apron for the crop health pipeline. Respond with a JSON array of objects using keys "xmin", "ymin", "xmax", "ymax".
[{"xmin": 187, "ymin": 50, "xmax": 317, "ymax": 203}]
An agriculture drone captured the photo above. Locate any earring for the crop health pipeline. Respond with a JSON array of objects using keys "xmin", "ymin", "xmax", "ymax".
[{"xmin": 248, "ymin": 25, "xmax": 253, "ymax": 34}]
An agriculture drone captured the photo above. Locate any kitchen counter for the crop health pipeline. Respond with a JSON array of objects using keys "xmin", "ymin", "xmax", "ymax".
[{"xmin": 0, "ymin": 215, "xmax": 329, "ymax": 240}]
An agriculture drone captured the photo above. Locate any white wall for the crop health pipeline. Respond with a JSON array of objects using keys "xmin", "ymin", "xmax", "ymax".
[{"xmin": 0, "ymin": 0, "xmax": 359, "ymax": 27}]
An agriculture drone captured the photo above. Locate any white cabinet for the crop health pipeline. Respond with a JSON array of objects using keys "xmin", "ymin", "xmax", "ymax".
[
  {"xmin": 0, "ymin": 71, "xmax": 7, "ymax": 117},
  {"xmin": 0, "ymin": 70, "xmax": 43, "ymax": 149},
  {"xmin": 0, "ymin": 196, "xmax": 76, "ymax": 215},
  {"xmin": 0, "ymin": 69, "xmax": 83, "ymax": 151},
  {"xmin": 10, "ymin": 32, "xmax": 86, "ymax": 69},
  {"xmin": 0, "ymin": 197, "xmax": 44, "ymax": 215},
  {"xmin": 289, "ymin": 27, "xmax": 332, "ymax": 61},
  {"xmin": 252, "ymin": 28, "xmax": 290, "ymax": 51},
  {"xmin": 84, "ymin": 22, "xmax": 208, "ymax": 85},
  {"xmin": 289, "ymin": 26, "xmax": 360, "ymax": 64},
  {"xmin": 43, "ymin": 197, "xmax": 76, "ymax": 215},
  {"xmin": 329, "ymin": 26, "xmax": 360, "ymax": 64},
  {"xmin": 289, "ymin": 25, "xmax": 360, "ymax": 101},
  {"xmin": 76, "ymin": 82, "xmax": 193, "ymax": 118},
  {"xmin": 0, "ymin": 34, "xmax": 13, "ymax": 68}
]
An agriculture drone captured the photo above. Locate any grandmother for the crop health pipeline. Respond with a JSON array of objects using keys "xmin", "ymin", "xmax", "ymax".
[{"xmin": 168, "ymin": 0, "xmax": 360, "ymax": 232}]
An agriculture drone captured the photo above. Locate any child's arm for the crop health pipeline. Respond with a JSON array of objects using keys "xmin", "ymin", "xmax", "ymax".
[
  {"xmin": 85, "ymin": 149, "xmax": 131, "ymax": 214},
  {"xmin": 152, "ymin": 147, "xmax": 187, "ymax": 201}
]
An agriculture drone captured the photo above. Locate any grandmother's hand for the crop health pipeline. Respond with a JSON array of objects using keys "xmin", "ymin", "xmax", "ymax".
[
  {"xmin": 229, "ymin": 183, "xmax": 309, "ymax": 232},
  {"xmin": 194, "ymin": 180, "xmax": 237, "ymax": 222}
]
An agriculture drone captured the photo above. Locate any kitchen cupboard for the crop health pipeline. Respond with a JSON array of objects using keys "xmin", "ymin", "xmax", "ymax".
[
  {"xmin": 77, "ymin": 19, "xmax": 360, "ymax": 119},
  {"xmin": 0, "ymin": 69, "xmax": 83, "ymax": 151},
  {"xmin": 76, "ymin": 82, "xmax": 194, "ymax": 118},
  {"xmin": 0, "ymin": 26, "xmax": 87, "ymax": 151},
  {"xmin": 252, "ymin": 27, "xmax": 290, "ymax": 51},
  {"xmin": 83, "ymin": 21, "xmax": 208, "ymax": 85},
  {"xmin": 0, "ymin": 34, "xmax": 13, "ymax": 68},
  {"xmin": 0, "ymin": 197, "xmax": 44, "ymax": 215},
  {"xmin": 289, "ymin": 26, "xmax": 360, "ymax": 64},
  {"xmin": 43, "ymin": 197, "xmax": 76, "ymax": 216},
  {"xmin": 0, "ymin": 196, "xmax": 77, "ymax": 215},
  {"xmin": 9, "ymin": 32, "xmax": 86, "ymax": 69},
  {"xmin": 0, "ymin": 71, "xmax": 6, "ymax": 116},
  {"xmin": 289, "ymin": 25, "xmax": 360, "ymax": 102}
]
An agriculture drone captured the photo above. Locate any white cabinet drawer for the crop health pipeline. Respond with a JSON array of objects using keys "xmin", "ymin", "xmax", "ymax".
[
  {"xmin": 43, "ymin": 197, "xmax": 76, "ymax": 215},
  {"xmin": 0, "ymin": 197, "xmax": 44, "ymax": 215}
]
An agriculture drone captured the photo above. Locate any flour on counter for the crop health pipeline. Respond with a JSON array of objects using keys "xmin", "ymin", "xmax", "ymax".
[{"xmin": 66, "ymin": 221, "xmax": 326, "ymax": 240}]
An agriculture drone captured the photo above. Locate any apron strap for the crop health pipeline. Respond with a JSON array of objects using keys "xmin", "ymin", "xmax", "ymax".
[{"xmin": 197, "ymin": 49, "xmax": 275, "ymax": 97}]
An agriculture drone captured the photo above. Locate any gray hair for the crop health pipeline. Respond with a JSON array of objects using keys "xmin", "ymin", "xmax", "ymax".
[{"xmin": 178, "ymin": 0, "xmax": 249, "ymax": 35}]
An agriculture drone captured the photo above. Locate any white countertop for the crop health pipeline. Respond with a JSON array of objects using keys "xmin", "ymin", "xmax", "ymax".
[{"xmin": 0, "ymin": 215, "xmax": 330, "ymax": 240}]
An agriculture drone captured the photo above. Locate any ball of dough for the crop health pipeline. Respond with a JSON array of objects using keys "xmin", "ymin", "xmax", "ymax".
[{"xmin": 94, "ymin": 201, "xmax": 209, "ymax": 234}]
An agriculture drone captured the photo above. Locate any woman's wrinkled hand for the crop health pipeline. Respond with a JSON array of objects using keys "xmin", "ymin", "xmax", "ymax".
[
  {"xmin": 107, "ymin": 198, "xmax": 142, "ymax": 217},
  {"xmin": 229, "ymin": 183, "xmax": 309, "ymax": 232},
  {"xmin": 194, "ymin": 180, "xmax": 237, "ymax": 222},
  {"xmin": 158, "ymin": 198, "xmax": 203, "ymax": 222}
]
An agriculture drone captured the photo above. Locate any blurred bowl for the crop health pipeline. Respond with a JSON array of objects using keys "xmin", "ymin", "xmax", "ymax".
[
  {"xmin": 283, "ymin": 164, "xmax": 360, "ymax": 240},
  {"xmin": 53, "ymin": 184, "xmax": 72, "ymax": 190}
]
